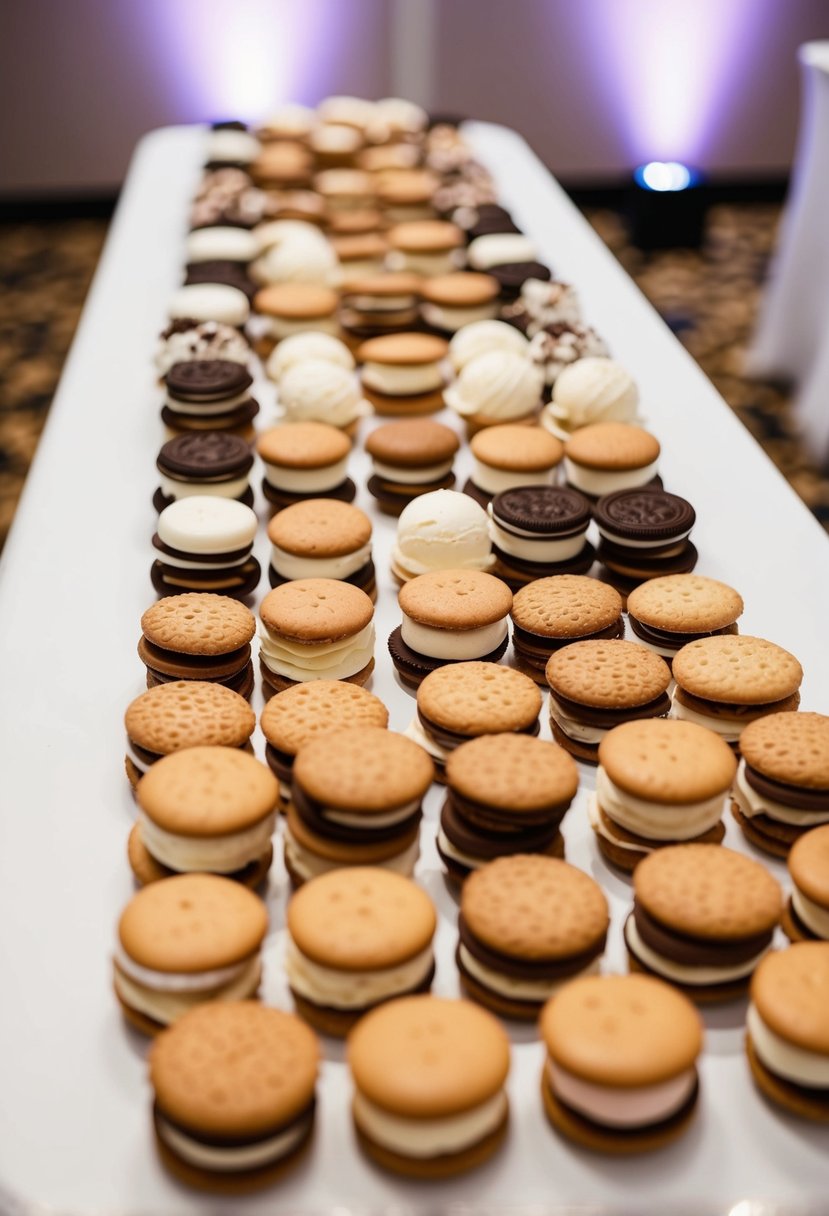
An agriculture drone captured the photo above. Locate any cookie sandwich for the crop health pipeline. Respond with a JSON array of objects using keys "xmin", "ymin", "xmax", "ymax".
[
  {"xmin": 266, "ymin": 499, "xmax": 375, "ymax": 598},
  {"xmin": 339, "ymin": 272, "xmax": 422, "ymax": 345},
  {"xmin": 358, "ymin": 332, "xmax": 449, "ymax": 416},
  {"xmin": 540, "ymin": 356, "xmax": 639, "ymax": 440},
  {"xmin": 510, "ymin": 575, "xmax": 624, "ymax": 682},
  {"xmin": 151, "ymin": 496, "xmax": 260, "ymax": 599},
  {"xmin": 595, "ymin": 488, "xmax": 698, "ymax": 598},
  {"xmin": 257, "ymin": 421, "xmax": 355, "ymax": 512},
  {"xmin": 448, "ymin": 318, "xmax": 530, "ymax": 372},
  {"xmin": 489, "ymin": 486, "xmax": 595, "ymax": 589},
  {"xmin": 168, "ymin": 283, "xmax": 250, "ymax": 331},
  {"xmin": 386, "ymin": 219, "xmax": 464, "ymax": 276},
  {"xmin": 254, "ymin": 283, "xmax": 339, "ymax": 345},
  {"xmin": 138, "ymin": 593, "xmax": 255, "ymax": 698},
  {"xmin": 419, "ymin": 271, "xmax": 499, "ymax": 333},
  {"xmin": 277, "ymin": 358, "xmax": 371, "ymax": 433},
  {"xmin": 366, "ymin": 417, "xmax": 459, "ymax": 515},
  {"xmin": 154, "ymin": 432, "xmax": 255, "ymax": 512},
  {"xmin": 155, "ymin": 319, "xmax": 250, "ymax": 379},
  {"xmin": 162, "ymin": 359, "xmax": 259, "ymax": 438},
  {"xmin": 784, "ymin": 825, "xmax": 829, "ymax": 942},
  {"xmin": 626, "ymin": 573, "xmax": 744, "ymax": 665},
  {"xmin": 445, "ymin": 349, "xmax": 544, "ymax": 433},
  {"xmin": 464, "ymin": 423, "xmax": 563, "ymax": 508},
  {"xmin": 563, "ymin": 422, "xmax": 660, "ymax": 498},
  {"xmin": 265, "ymin": 330, "xmax": 354, "ymax": 383}
]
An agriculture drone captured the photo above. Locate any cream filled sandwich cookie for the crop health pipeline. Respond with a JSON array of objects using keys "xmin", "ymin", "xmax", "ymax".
[
  {"xmin": 286, "ymin": 867, "xmax": 437, "ymax": 1036},
  {"xmin": 528, "ymin": 323, "xmax": 610, "ymax": 390},
  {"xmin": 358, "ymin": 332, "xmax": 449, "ymax": 416},
  {"xmin": 154, "ymin": 432, "xmax": 255, "ymax": 512},
  {"xmin": 784, "ymin": 825, "xmax": 829, "ymax": 942},
  {"xmin": 563, "ymin": 422, "xmax": 661, "ymax": 498},
  {"xmin": 626, "ymin": 573, "xmax": 744, "ymax": 665},
  {"xmin": 277, "ymin": 358, "xmax": 372, "ymax": 434},
  {"xmin": 332, "ymin": 232, "xmax": 390, "ymax": 284},
  {"xmin": 168, "ymin": 283, "xmax": 250, "ymax": 330},
  {"xmin": 257, "ymin": 421, "xmax": 356, "ymax": 512},
  {"xmin": 258, "ymin": 578, "xmax": 375, "ymax": 695},
  {"xmin": 161, "ymin": 360, "xmax": 259, "ymax": 440},
  {"xmin": 113, "ymin": 874, "xmax": 267, "ymax": 1035},
  {"xmin": 540, "ymin": 974, "xmax": 703, "ymax": 1153},
  {"xmin": 129, "ymin": 747, "xmax": 279, "ymax": 888},
  {"xmin": 391, "ymin": 488, "xmax": 494, "ymax": 582},
  {"xmin": 540, "ymin": 356, "xmax": 640, "ymax": 440},
  {"xmin": 151, "ymin": 496, "xmax": 260, "ymax": 600},
  {"xmin": 347, "ymin": 996, "xmax": 510, "ymax": 1178},
  {"xmin": 448, "ymin": 318, "xmax": 530, "ymax": 373},
  {"xmin": 386, "ymin": 219, "xmax": 465, "ymax": 277},
  {"xmin": 419, "ymin": 271, "xmax": 499, "ymax": 333},
  {"xmin": 155, "ymin": 319, "xmax": 250, "ymax": 380},
  {"xmin": 366, "ymin": 417, "xmax": 459, "ymax": 515},
  {"xmin": 510, "ymin": 575, "xmax": 624, "ymax": 680},
  {"xmin": 489, "ymin": 486, "xmax": 595, "ymax": 591},
  {"xmin": 205, "ymin": 127, "xmax": 261, "ymax": 169},
  {"xmin": 445, "ymin": 349, "xmax": 544, "ymax": 436},
  {"xmin": 464, "ymin": 423, "xmax": 563, "ymax": 508},
  {"xmin": 375, "ymin": 166, "xmax": 437, "ymax": 223},
  {"xmin": 138, "ymin": 592, "xmax": 255, "ymax": 698},
  {"xmin": 254, "ymin": 283, "xmax": 340, "ymax": 348},
  {"xmin": 266, "ymin": 499, "xmax": 375, "ymax": 600},
  {"xmin": 339, "ymin": 272, "xmax": 423, "ymax": 346}
]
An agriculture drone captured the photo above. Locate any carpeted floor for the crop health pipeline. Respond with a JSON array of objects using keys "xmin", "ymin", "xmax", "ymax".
[{"xmin": 1, "ymin": 203, "xmax": 827, "ymax": 554}]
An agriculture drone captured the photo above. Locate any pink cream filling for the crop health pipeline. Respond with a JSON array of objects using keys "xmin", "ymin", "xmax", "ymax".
[{"xmin": 547, "ymin": 1059, "xmax": 696, "ymax": 1128}]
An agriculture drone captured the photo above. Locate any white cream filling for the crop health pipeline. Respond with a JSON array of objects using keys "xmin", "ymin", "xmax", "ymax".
[
  {"xmin": 549, "ymin": 696, "xmax": 606, "ymax": 744},
  {"xmin": 137, "ymin": 811, "xmax": 276, "ymax": 874},
  {"xmin": 404, "ymin": 716, "xmax": 450, "ymax": 761},
  {"xmin": 164, "ymin": 387, "xmax": 252, "ymax": 416},
  {"xmin": 361, "ymin": 362, "xmax": 444, "ymax": 395},
  {"xmin": 401, "ymin": 614, "xmax": 507, "ymax": 661},
  {"xmin": 114, "ymin": 955, "xmax": 261, "ymax": 1025},
  {"xmin": 670, "ymin": 693, "xmax": 743, "ymax": 742},
  {"xmin": 285, "ymin": 939, "xmax": 433, "ymax": 1008},
  {"xmin": 391, "ymin": 545, "xmax": 495, "ymax": 579},
  {"xmin": 599, "ymin": 528, "xmax": 690, "ymax": 553},
  {"xmin": 490, "ymin": 519, "xmax": 587, "ymax": 563},
  {"xmin": 156, "ymin": 1111, "xmax": 310, "ymax": 1173},
  {"xmin": 113, "ymin": 946, "xmax": 253, "ymax": 993},
  {"xmin": 437, "ymin": 828, "xmax": 488, "ymax": 870},
  {"xmin": 747, "ymin": 1003, "xmax": 829, "ymax": 1088},
  {"xmin": 159, "ymin": 474, "xmax": 250, "ymax": 500},
  {"xmin": 126, "ymin": 738, "xmax": 154, "ymax": 774},
  {"xmin": 459, "ymin": 943, "xmax": 600, "ymax": 1001},
  {"xmin": 467, "ymin": 234, "xmax": 537, "ymax": 270},
  {"xmin": 372, "ymin": 457, "xmax": 454, "ymax": 485},
  {"xmin": 565, "ymin": 458, "xmax": 659, "ymax": 497},
  {"xmin": 270, "ymin": 541, "xmax": 372, "ymax": 581},
  {"xmin": 472, "ymin": 458, "xmax": 555, "ymax": 495},
  {"xmin": 284, "ymin": 829, "xmax": 419, "ymax": 880},
  {"xmin": 323, "ymin": 796, "xmax": 420, "ymax": 828},
  {"xmin": 595, "ymin": 766, "xmax": 725, "ymax": 841},
  {"xmin": 352, "ymin": 1089, "xmax": 507, "ymax": 1158},
  {"xmin": 546, "ymin": 1059, "xmax": 697, "ymax": 1129},
  {"xmin": 263, "ymin": 455, "xmax": 350, "ymax": 493},
  {"xmin": 421, "ymin": 301, "xmax": 497, "ymax": 331},
  {"xmin": 732, "ymin": 758, "xmax": 829, "ymax": 826},
  {"xmin": 156, "ymin": 549, "xmax": 251, "ymax": 571},
  {"xmin": 624, "ymin": 916, "xmax": 767, "ymax": 985},
  {"xmin": 386, "ymin": 250, "xmax": 460, "ymax": 277},
  {"xmin": 268, "ymin": 315, "xmax": 338, "ymax": 339},
  {"xmin": 792, "ymin": 887, "xmax": 829, "ymax": 939},
  {"xmin": 259, "ymin": 621, "xmax": 374, "ymax": 681},
  {"xmin": 587, "ymin": 795, "xmax": 649, "ymax": 855}
]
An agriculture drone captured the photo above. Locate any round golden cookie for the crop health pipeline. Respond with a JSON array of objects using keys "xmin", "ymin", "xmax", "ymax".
[
  {"xmin": 365, "ymin": 418, "xmax": 459, "ymax": 467},
  {"xmin": 462, "ymin": 856, "xmax": 608, "ymax": 961},
  {"xmin": 348, "ymin": 995, "xmax": 509, "ymax": 1117},
  {"xmin": 672, "ymin": 635, "xmax": 803, "ymax": 705},
  {"xmin": 446, "ymin": 733, "xmax": 578, "ymax": 813},
  {"xmin": 332, "ymin": 232, "xmax": 389, "ymax": 262},
  {"xmin": 419, "ymin": 272, "xmax": 499, "ymax": 307},
  {"xmin": 261, "ymin": 680, "xmax": 388, "ymax": 755},
  {"xmin": 512, "ymin": 576, "xmax": 622, "ymax": 639},
  {"xmin": 546, "ymin": 639, "xmax": 670, "ymax": 709},
  {"xmin": 136, "ymin": 746, "xmax": 279, "ymax": 836},
  {"xmin": 362, "ymin": 384, "xmax": 446, "ymax": 417},
  {"xmin": 627, "ymin": 574, "xmax": 744, "ymax": 634},
  {"xmin": 124, "ymin": 681, "xmax": 255, "ymax": 755},
  {"xmin": 357, "ymin": 331, "xmax": 449, "ymax": 365},
  {"xmin": 564, "ymin": 422, "xmax": 660, "ymax": 470},
  {"xmin": 386, "ymin": 220, "xmax": 464, "ymax": 252},
  {"xmin": 288, "ymin": 867, "xmax": 436, "ymax": 970},
  {"xmin": 599, "ymin": 718, "xmax": 737, "ymax": 803},
  {"xmin": 254, "ymin": 283, "xmax": 338, "ymax": 319},
  {"xmin": 471, "ymin": 423, "xmax": 563, "ymax": 472},
  {"xmin": 375, "ymin": 169, "xmax": 438, "ymax": 205},
  {"xmin": 417, "ymin": 661, "xmax": 542, "ymax": 734},
  {"xmin": 257, "ymin": 422, "xmax": 351, "ymax": 469},
  {"xmin": 399, "ymin": 569, "xmax": 512, "ymax": 630},
  {"xmin": 540, "ymin": 973, "xmax": 703, "ymax": 1088},
  {"xmin": 259, "ymin": 578, "xmax": 374, "ymax": 643},
  {"xmin": 633, "ymin": 844, "xmax": 782, "ymax": 940},
  {"xmin": 751, "ymin": 941, "xmax": 829, "ymax": 1055},
  {"xmin": 344, "ymin": 270, "xmax": 422, "ymax": 298},
  {"xmin": 740, "ymin": 711, "xmax": 829, "ymax": 790},
  {"xmin": 294, "ymin": 726, "xmax": 433, "ymax": 812},
  {"xmin": 140, "ymin": 594, "xmax": 255, "ymax": 656},
  {"xmin": 328, "ymin": 208, "xmax": 385, "ymax": 236},
  {"xmin": 267, "ymin": 498, "xmax": 372, "ymax": 557},
  {"xmin": 118, "ymin": 874, "xmax": 267, "ymax": 974},
  {"xmin": 789, "ymin": 825, "xmax": 829, "ymax": 910},
  {"xmin": 127, "ymin": 822, "xmax": 273, "ymax": 889}
]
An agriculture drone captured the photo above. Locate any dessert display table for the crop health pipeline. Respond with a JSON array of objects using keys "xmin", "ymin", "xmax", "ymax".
[{"xmin": 0, "ymin": 121, "xmax": 827, "ymax": 1216}]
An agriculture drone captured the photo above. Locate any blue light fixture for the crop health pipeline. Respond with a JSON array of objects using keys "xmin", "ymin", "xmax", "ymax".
[
  {"xmin": 635, "ymin": 161, "xmax": 699, "ymax": 192},
  {"xmin": 629, "ymin": 162, "xmax": 706, "ymax": 249}
]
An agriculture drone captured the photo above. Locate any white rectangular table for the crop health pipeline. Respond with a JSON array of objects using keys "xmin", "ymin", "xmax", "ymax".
[{"xmin": 1, "ymin": 122, "xmax": 827, "ymax": 1216}]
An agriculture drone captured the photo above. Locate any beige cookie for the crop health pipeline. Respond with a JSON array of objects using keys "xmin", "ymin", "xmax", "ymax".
[
  {"xmin": 125, "ymin": 681, "xmax": 256, "ymax": 756},
  {"xmin": 267, "ymin": 499, "xmax": 372, "ymax": 557},
  {"xmin": 365, "ymin": 418, "xmax": 459, "ymax": 467},
  {"xmin": 254, "ymin": 283, "xmax": 339, "ymax": 320},
  {"xmin": 546, "ymin": 639, "xmax": 670, "ymax": 708},
  {"xmin": 627, "ymin": 574, "xmax": 744, "ymax": 634},
  {"xmin": 357, "ymin": 331, "xmax": 449, "ymax": 365},
  {"xmin": 260, "ymin": 578, "xmax": 374, "ymax": 643},
  {"xmin": 294, "ymin": 726, "xmax": 433, "ymax": 812},
  {"xmin": 471, "ymin": 424, "xmax": 563, "ymax": 472},
  {"xmin": 672, "ymin": 635, "xmax": 803, "ymax": 705},
  {"xmin": 257, "ymin": 422, "xmax": 352, "ymax": 469},
  {"xmin": 386, "ymin": 220, "xmax": 464, "ymax": 253},
  {"xmin": 137, "ymin": 746, "xmax": 278, "ymax": 836},
  {"xmin": 512, "ymin": 576, "xmax": 622, "ymax": 639},
  {"xmin": 399, "ymin": 569, "xmax": 512, "ymax": 630},
  {"xmin": 419, "ymin": 272, "xmax": 499, "ymax": 308},
  {"xmin": 789, "ymin": 825, "xmax": 829, "ymax": 912},
  {"xmin": 141, "ymin": 593, "xmax": 255, "ymax": 656},
  {"xmin": 446, "ymin": 733, "xmax": 578, "ymax": 813},
  {"xmin": 599, "ymin": 718, "xmax": 737, "ymax": 803},
  {"xmin": 740, "ymin": 711, "xmax": 829, "ymax": 789},
  {"xmin": 565, "ymin": 422, "xmax": 660, "ymax": 470},
  {"xmin": 751, "ymin": 941, "xmax": 829, "ymax": 1055},
  {"xmin": 418, "ymin": 661, "xmax": 542, "ymax": 734},
  {"xmin": 261, "ymin": 680, "xmax": 388, "ymax": 755}
]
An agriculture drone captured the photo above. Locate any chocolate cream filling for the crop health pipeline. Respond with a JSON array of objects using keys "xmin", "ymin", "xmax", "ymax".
[
  {"xmin": 628, "ymin": 616, "xmax": 738, "ymax": 651},
  {"xmin": 264, "ymin": 743, "xmax": 295, "ymax": 787},
  {"xmin": 550, "ymin": 689, "xmax": 672, "ymax": 730},
  {"xmin": 447, "ymin": 787, "xmax": 571, "ymax": 832},
  {"xmin": 512, "ymin": 618, "xmax": 624, "ymax": 666},
  {"xmin": 153, "ymin": 1097, "xmax": 315, "ymax": 1151},
  {"xmin": 388, "ymin": 625, "xmax": 508, "ymax": 682},
  {"xmin": 631, "ymin": 903, "xmax": 773, "ymax": 968},
  {"xmin": 138, "ymin": 636, "xmax": 251, "ymax": 679},
  {"xmin": 152, "ymin": 534, "xmax": 253, "ymax": 565},
  {"xmin": 440, "ymin": 796, "xmax": 561, "ymax": 858},
  {"xmin": 744, "ymin": 765, "xmax": 829, "ymax": 812},
  {"xmin": 417, "ymin": 708, "xmax": 540, "ymax": 753},
  {"xmin": 292, "ymin": 782, "xmax": 422, "ymax": 846},
  {"xmin": 458, "ymin": 914, "xmax": 605, "ymax": 983}
]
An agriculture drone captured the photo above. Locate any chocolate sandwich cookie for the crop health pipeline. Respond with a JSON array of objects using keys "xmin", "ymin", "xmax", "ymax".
[
  {"xmin": 564, "ymin": 422, "xmax": 661, "ymax": 499},
  {"xmin": 510, "ymin": 576, "xmax": 624, "ymax": 682},
  {"xmin": 489, "ymin": 486, "xmax": 595, "ymax": 590},
  {"xmin": 546, "ymin": 640, "xmax": 672, "ymax": 764},
  {"xmin": 155, "ymin": 319, "xmax": 251, "ymax": 380},
  {"xmin": 261, "ymin": 680, "xmax": 388, "ymax": 809},
  {"xmin": 258, "ymin": 578, "xmax": 375, "ymax": 695},
  {"xmin": 386, "ymin": 219, "xmax": 464, "ymax": 277},
  {"xmin": 168, "ymin": 283, "xmax": 250, "ymax": 330},
  {"xmin": 407, "ymin": 661, "xmax": 542, "ymax": 780},
  {"xmin": 732, "ymin": 710, "xmax": 827, "ymax": 857},
  {"xmin": 183, "ymin": 227, "xmax": 258, "ymax": 298},
  {"xmin": 124, "ymin": 681, "xmax": 255, "ymax": 789},
  {"xmin": 438, "ymin": 733, "xmax": 578, "ymax": 881},
  {"xmin": 390, "ymin": 569, "xmax": 512, "ymax": 688},
  {"xmin": 266, "ymin": 499, "xmax": 375, "ymax": 599},
  {"xmin": 189, "ymin": 167, "xmax": 266, "ymax": 231},
  {"xmin": 204, "ymin": 126, "xmax": 260, "ymax": 169},
  {"xmin": 595, "ymin": 489, "xmax": 698, "ymax": 599},
  {"xmin": 466, "ymin": 232, "xmax": 539, "ymax": 274},
  {"xmin": 358, "ymin": 332, "xmax": 449, "ymax": 417},
  {"xmin": 138, "ymin": 592, "xmax": 255, "ymax": 697},
  {"xmin": 257, "ymin": 422, "xmax": 355, "ymax": 512},
  {"xmin": 455, "ymin": 203, "xmax": 516, "ymax": 235},
  {"xmin": 149, "ymin": 1002, "xmax": 319, "ymax": 1190},
  {"xmin": 254, "ymin": 283, "xmax": 340, "ymax": 350},
  {"xmin": 540, "ymin": 974, "xmax": 703, "ymax": 1153},
  {"xmin": 114, "ymin": 874, "xmax": 267, "ymax": 1035},
  {"xmin": 747, "ymin": 942, "xmax": 829, "ymax": 1123},
  {"xmin": 590, "ymin": 718, "xmax": 736, "ymax": 873},
  {"xmin": 154, "ymin": 432, "xmax": 255, "ymax": 512},
  {"xmin": 366, "ymin": 418, "xmax": 459, "ymax": 515},
  {"xmin": 626, "ymin": 573, "xmax": 744, "ymax": 665},
  {"xmin": 339, "ymin": 272, "xmax": 423, "ymax": 345},
  {"xmin": 285, "ymin": 727, "xmax": 433, "ymax": 886},
  {"xmin": 348, "ymin": 996, "xmax": 510, "ymax": 1178},
  {"xmin": 784, "ymin": 826, "xmax": 829, "ymax": 942},
  {"xmin": 464, "ymin": 423, "xmax": 563, "ymax": 508},
  {"xmin": 162, "ymin": 359, "xmax": 259, "ymax": 439},
  {"xmin": 286, "ymin": 868, "xmax": 437, "ymax": 1036},
  {"xmin": 130, "ymin": 746, "xmax": 278, "ymax": 888},
  {"xmin": 419, "ymin": 272, "xmax": 499, "ymax": 334},
  {"xmin": 626, "ymin": 845, "xmax": 782, "ymax": 1001},
  {"xmin": 151, "ymin": 496, "xmax": 260, "ymax": 599},
  {"xmin": 458, "ymin": 856, "xmax": 608, "ymax": 1019}
]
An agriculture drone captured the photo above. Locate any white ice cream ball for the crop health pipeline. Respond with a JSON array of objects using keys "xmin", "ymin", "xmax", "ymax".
[
  {"xmin": 267, "ymin": 333, "xmax": 355, "ymax": 383},
  {"xmin": 278, "ymin": 359, "xmax": 369, "ymax": 428},
  {"xmin": 394, "ymin": 489, "xmax": 494, "ymax": 577},
  {"xmin": 542, "ymin": 356, "xmax": 640, "ymax": 438},
  {"xmin": 449, "ymin": 320, "xmax": 530, "ymax": 373},
  {"xmin": 445, "ymin": 349, "xmax": 544, "ymax": 421}
]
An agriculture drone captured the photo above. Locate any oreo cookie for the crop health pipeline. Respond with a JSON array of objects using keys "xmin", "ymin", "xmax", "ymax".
[
  {"xmin": 595, "ymin": 489, "xmax": 697, "ymax": 594},
  {"xmin": 489, "ymin": 485, "xmax": 593, "ymax": 589},
  {"xmin": 163, "ymin": 359, "xmax": 259, "ymax": 433},
  {"xmin": 155, "ymin": 432, "xmax": 255, "ymax": 512}
]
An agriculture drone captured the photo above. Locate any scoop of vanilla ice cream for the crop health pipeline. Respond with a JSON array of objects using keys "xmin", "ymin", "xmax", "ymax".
[
  {"xmin": 278, "ymin": 359, "xmax": 370, "ymax": 428},
  {"xmin": 542, "ymin": 357, "xmax": 640, "ymax": 437},
  {"xmin": 445, "ymin": 349, "xmax": 544, "ymax": 421},
  {"xmin": 449, "ymin": 320, "xmax": 530, "ymax": 372},
  {"xmin": 393, "ymin": 489, "xmax": 494, "ymax": 577},
  {"xmin": 254, "ymin": 219, "xmax": 327, "ymax": 254},
  {"xmin": 267, "ymin": 332, "xmax": 355, "ymax": 382},
  {"xmin": 252, "ymin": 232, "xmax": 339, "ymax": 285}
]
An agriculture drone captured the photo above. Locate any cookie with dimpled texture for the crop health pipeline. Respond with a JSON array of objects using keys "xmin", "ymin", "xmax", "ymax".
[
  {"xmin": 545, "ymin": 639, "xmax": 671, "ymax": 764},
  {"xmin": 347, "ymin": 996, "xmax": 510, "ymax": 1178},
  {"xmin": 358, "ymin": 332, "xmax": 449, "ymax": 417},
  {"xmin": 626, "ymin": 845, "xmax": 782, "ymax": 1002},
  {"xmin": 151, "ymin": 496, "xmax": 260, "ymax": 600},
  {"xmin": 154, "ymin": 431, "xmax": 255, "ymax": 513},
  {"xmin": 123, "ymin": 680, "xmax": 255, "ymax": 788},
  {"xmin": 594, "ymin": 488, "xmax": 697, "ymax": 600},
  {"xmin": 366, "ymin": 418, "xmax": 459, "ymax": 516},
  {"xmin": 114, "ymin": 874, "xmax": 267, "ymax": 1036},
  {"xmin": 510, "ymin": 575, "xmax": 624, "ymax": 682},
  {"xmin": 285, "ymin": 867, "xmax": 437, "ymax": 1036},
  {"xmin": 563, "ymin": 422, "xmax": 661, "ymax": 499},
  {"xmin": 266, "ymin": 498, "xmax": 376, "ymax": 600},
  {"xmin": 539, "ymin": 974, "xmax": 703, "ymax": 1153},
  {"xmin": 458, "ymin": 855, "xmax": 609, "ymax": 1019},
  {"xmin": 162, "ymin": 359, "xmax": 259, "ymax": 437},
  {"xmin": 138, "ymin": 593, "xmax": 256, "ymax": 698},
  {"xmin": 626, "ymin": 574, "xmax": 744, "ymax": 665},
  {"xmin": 731, "ymin": 710, "xmax": 828, "ymax": 857},
  {"xmin": 784, "ymin": 825, "xmax": 829, "ymax": 942},
  {"xmin": 149, "ymin": 1002, "xmax": 319, "ymax": 1192},
  {"xmin": 257, "ymin": 422, "xmax": 356, "ymax": 513},
  {"xmin": 464, "ymin": 422, "xmax": 563, "ymax": 509}
]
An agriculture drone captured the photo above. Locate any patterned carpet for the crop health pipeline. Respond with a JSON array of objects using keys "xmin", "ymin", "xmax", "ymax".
[{"xmin": 1, "ymin": 203, "xmax": 827, "ymax": 553}]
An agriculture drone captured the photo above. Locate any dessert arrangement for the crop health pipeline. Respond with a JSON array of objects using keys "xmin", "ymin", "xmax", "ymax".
[{"xmin": 107, "ymin": 98, "xmax": 829, "ymax": 1196}]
